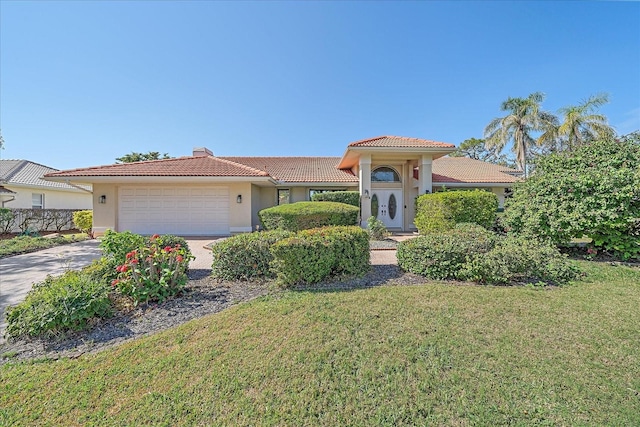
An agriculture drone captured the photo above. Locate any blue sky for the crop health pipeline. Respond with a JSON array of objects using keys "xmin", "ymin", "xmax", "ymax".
[{"xmin": 1, "ymin": 1, "xmax": 639, "ymax": 170}]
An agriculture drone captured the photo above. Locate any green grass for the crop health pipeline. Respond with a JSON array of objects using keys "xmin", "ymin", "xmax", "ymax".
[
  {"xmin": 0, "ymin": 234, "xmax": 88, "ymax": 258},
  {"xmin": 1, "ymin": 261, "xmax": 639, "ymax": 426}
]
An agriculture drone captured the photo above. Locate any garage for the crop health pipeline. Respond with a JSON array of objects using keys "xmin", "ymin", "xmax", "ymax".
[{"xmin": 118, "ymin": 186, "xmax": 229, "ymax": 236}]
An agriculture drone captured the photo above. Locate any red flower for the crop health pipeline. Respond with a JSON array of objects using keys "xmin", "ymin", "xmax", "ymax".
[
  {"xmin": 111, "ymin": 279, "xmax": 119, "ymax": 287},
  {"xmin": 164, "ymin": 246, "xmax": 172, "ymax": 252},
  {"xmin": 151, "ymin": 234, "xmax": 160, "ymax": 240},
  {"xmin": 130, "ymin": 258, "xmax": 139, "ymax": 264},
  {"xmin": 176, "ymin": 255, "xmax": 184, "ymax": 262}
]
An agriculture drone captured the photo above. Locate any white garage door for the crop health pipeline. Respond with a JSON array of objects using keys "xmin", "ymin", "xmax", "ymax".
[{"xmin": 119, "ymin": 186, "xmax": 229, "ymax": 235}]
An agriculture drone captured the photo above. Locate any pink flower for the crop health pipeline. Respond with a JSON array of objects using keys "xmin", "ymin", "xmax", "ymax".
[
  {"xmin": 151, "ymin": 234, "xmax": 160, "ymax": 240},
  {"xmin": 164, "ymin": 246, "xmax": 172, "ymax": 252},
  {"xmin": 176, "ymin": 255, "xmax": 184, "ymax": 262},
  {"xmin": 111, "ymin": 279, "xmax": 119, "ymax": 287}
]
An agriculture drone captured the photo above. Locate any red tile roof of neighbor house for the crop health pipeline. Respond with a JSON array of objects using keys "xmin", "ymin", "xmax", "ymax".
[
  {"xmin": 44, "ymin": 156, "xmax": 271, "ymax": 178},
  {"xmin": 431, "ymin": 157, "xmax": 521, "ymax": 183},
  {"xmin": 348, "ymin": 135, "xmax": 455, "ymax": 149},
  {"xmin": 220, "ymin": 157, "xmax": 358, "ymax": 183}
]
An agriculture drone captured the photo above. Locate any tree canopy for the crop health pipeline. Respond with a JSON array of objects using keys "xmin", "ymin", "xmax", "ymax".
[
  {"xmin": 450, "ymin": 138, "xmax": 516, "ymax": 168},
  {"xmin": 484, "ymin": 92, "xmax": 558, "ymax": 176},
  {"xmin": 115, "ymin": 151, "xmax": 171, "ymax": 163}
]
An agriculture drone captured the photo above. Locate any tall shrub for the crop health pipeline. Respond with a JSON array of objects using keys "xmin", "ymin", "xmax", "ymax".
[
  {"xmin": 311, "ymin": 191, "xmax": 360, "ymax": 207},
  {"xmin": 503, "ymin": 135, "xmax": 640, "ymax": 260},
  {"xmin": 414, "ymin": 190, "xmax": 498, "ymax": 234},
  {"xmin": 259, "ymin": 201, "xmax": 359, "ymax": 231},
  {"xmin": 73, "ymin": 210, "xmax": 93, "ymax": 236}
]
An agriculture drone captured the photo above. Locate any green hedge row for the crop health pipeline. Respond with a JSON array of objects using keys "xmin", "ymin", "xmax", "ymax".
[
  {"xmin": 414, "ymin": 190, "xmax": 498, "ymax": 234},
  {"xmin": 211, "ymin": 226, "xmax": 370, "ymax": 286},
  {"xmin": 259, "ymin": 201, "xmax": 359, "ymax": 231},
  {"xmin": 397, "ymin": 223, "xmax": 580, "ymax": 286},
  {"xmin": 311, "ymin": 191, "xmax": 360, "ymax": 207}
]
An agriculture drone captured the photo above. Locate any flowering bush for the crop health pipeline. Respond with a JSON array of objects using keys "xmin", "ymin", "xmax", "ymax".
[{"xmin": 112, "ymin": 235, "xmax": 194, "ymax": 304}]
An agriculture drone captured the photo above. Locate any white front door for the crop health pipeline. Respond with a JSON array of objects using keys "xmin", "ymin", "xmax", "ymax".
[{"xmin": 371, "ymin": 189, "xmax": 402, "ymax": 229}]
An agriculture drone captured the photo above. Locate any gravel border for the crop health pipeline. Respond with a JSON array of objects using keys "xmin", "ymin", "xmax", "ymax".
[{"xmin": 0, "ymin": 265, "xmax": 428, "ymax": 365}]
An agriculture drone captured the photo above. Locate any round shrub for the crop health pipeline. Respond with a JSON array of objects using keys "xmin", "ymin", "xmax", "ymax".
[
  {"xmin": 72, "ymin": 210, "xmax": 93, "ymax": 236},
  {"xmin": 397, "ymin": 224, "xmax": 495, "ymax": 280},
  {"xmin": 414, "ymin": 190, "xmax": 499, "ymax": 234},
  {"xmin": 211, "ymin": 230, "xmax": 293, "ymax": 281},
  {"xmin": 311, "ymin": 191, "xmax": 360, "ymax": 207},
  {"xmin": 259, "ymin": 201, "xmax": 359, "ymax": 231}
]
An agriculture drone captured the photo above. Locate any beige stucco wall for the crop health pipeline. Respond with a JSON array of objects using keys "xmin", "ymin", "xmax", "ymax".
[{"xmin": 3, "ymin": 185, "xmax": 92, "ymax": 209}]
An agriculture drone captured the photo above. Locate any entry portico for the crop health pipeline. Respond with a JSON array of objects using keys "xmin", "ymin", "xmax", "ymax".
[{"xmin": 337, "ymin": 136, "xmax": 456, "ymax": 230}]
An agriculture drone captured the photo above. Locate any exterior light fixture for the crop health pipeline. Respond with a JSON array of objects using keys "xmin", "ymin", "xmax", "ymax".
[
  {"xmin": 99, "ymin": 195, "xmax": 107, "ymax": 204},
  {"xmin": 237, "ymin": 194, "xmax": 242, "ymax": 203},
  {"xmin": 364, "ymin": 190, "xmax": 370, "ymax": 199}
]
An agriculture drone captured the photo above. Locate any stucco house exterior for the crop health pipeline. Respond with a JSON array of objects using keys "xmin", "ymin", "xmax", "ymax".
[
  {"xmin": 44, "ymin": 136, "xmax": 520, "ymax": 236},
  {"xmin": 0, "ymin": 160, "xmax": 92, "ymax": 209}
]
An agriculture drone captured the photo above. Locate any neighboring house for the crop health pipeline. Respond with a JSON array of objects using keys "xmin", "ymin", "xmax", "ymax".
[
  {"xmin": 0, "ymin": 160, "xmax": 92, "ymax": 209},
  {"xmin": 44, "ymin": 136, "xmax": 521, "ymax": 236}
]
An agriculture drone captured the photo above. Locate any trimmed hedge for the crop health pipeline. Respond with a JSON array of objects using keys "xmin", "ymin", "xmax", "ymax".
[
  {"xmin": 311, "ymin": 191, "xmax": 360, "ymax": 207},
  {"xmin": 211, "ymin": 230, "xmax": 293, "ymax": 281},
  {"xmin": 461, "ymin": 236, "xmax": 581, "ymax": 286},
  {"xmin": 397, "ymin": 224, "xmax": 580, "ymax": 286},
  {"xmin": 259, "ymin": 201, "xmax": 359, "ymax": 231},
  {"xmin": 397, "ymin": 223, "xmax": 495, "ymax": 280},
  {"xmin": 414, "ymin": 190, "xmax": 498, "ymax": 234},
  {"xmin": 271, "ymin": 226, "xmax": 370, "ymax": 286}
]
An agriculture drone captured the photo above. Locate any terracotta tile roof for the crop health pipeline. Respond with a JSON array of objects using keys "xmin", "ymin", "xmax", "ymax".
[
  {"xmin": 348, "ymin": 135, "xmax": 455, "ymax": 149},
  {"xmin": 44, "ymin": 156, "xmax": 270, "ymax": 178},
  {"xmin": 430, "ymin": 157, "xmax": 521, "ymax": 184},
  {"xmin": 1, "ymin": 159, "xmax": 90, "ymax": 190},
  {"xmin": 220, "ymin": 157, "xmax": 358, "ymax": 183}
]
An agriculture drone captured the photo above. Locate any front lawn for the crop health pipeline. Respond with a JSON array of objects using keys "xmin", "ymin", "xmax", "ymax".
[
  {"xmin": 1, "ymin": 261, "xmax": 639, "ymax": 425},
  {"xmin": 0, "ymin": 233, "xmax": 89, "ymax": 258}
]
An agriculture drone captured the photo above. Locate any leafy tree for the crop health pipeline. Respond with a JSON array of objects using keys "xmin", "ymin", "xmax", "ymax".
[
  {"xmin": 484, "ymin": 92, "xmax": 558, "ymax": 176},
  {"xmin": 115, "ymin": 151, "xmax": 171, "ymax": 163},
  {"xmin": 450, "ymin": 138, "xmax": 516, "ymax": 168},
  {"xmin": 539, "ymin": 93, "xmax": 615, "ymax": 151},
  {"xmin": 503, "ymin": 134, "xmax": 640, "ymax": 260}
]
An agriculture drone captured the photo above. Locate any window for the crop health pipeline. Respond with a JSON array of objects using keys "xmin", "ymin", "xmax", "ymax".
[
  {"xmin": 371, "ymin": 167, "xmax": 401, "ymax": 182},
  {"xmin": 277, "ymin": 189, "xmax": 290, "ymax": 205},
  {"xmin": 32, "ymin": 193, "xmax": 45, "ymax": 209}
]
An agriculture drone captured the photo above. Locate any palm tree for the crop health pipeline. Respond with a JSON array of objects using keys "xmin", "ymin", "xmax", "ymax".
[
  {"xmin": 539, "ymin": 93, "xmax": 615, "ymax": 151},
  {"xmin": 484, "ymin": 92, "xmax": 557, "ymax": 177}
]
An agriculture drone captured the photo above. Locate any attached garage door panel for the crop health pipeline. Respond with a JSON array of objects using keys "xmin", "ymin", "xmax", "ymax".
[{"xmin": 119, "ymin": 187, "xmax": 229, "ymax": 235}]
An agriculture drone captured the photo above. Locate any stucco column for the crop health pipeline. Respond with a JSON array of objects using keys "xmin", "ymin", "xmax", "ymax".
[
  {"xmin": 419, "ymin": 154, "xmax": 433, "ymax": 195},
  {"xmin": 359, "ymin": 154, "xmax": 372, "ymax": 227}
]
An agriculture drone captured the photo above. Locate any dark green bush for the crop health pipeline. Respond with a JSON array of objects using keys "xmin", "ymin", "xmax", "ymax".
[
  {"xmin": 311, "ymin": 191, "xmax": 360, "ymax": 207},
  {"xmin": 396, "ymin": 224, "xmax": 496, "ymax": 280},
  {"xmin": 503, "ymin": 135, "xmax": 640, "ymax": 260},
  {"xmin": 414, "ymin": 190, "xmax": 498, "ymax": 234},
  {"xmin": 259, "ymin": 201, "xmax": 359, "ymax": 231},
  {"xmin": 270, "ymin": 226, "xmax": 370, "ymax": 286},
  {"xmin": 461, "ymin": 236, "xmax": 581, "ymax": 286},
  {"xmin": 5, "ymin": 271, "xmax": 112, "ymax": 339},
  {"xmin": 211, "ymin": 230, "xmax": 293, "ymax": 280}
]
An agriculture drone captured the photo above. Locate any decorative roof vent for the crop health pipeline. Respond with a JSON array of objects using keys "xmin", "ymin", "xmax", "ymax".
[{"xmin": 193, "ymin": 147, "xmax": 214, "ymax": 157}]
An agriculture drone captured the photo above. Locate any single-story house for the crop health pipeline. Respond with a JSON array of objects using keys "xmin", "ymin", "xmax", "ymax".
[
  {"xmin": 44, "ymin": 136, "xmax": 521, "ymax": 236},
  {"xmin": 0, "ymin": 160, "xmax": 92, "ymax": 209}
]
